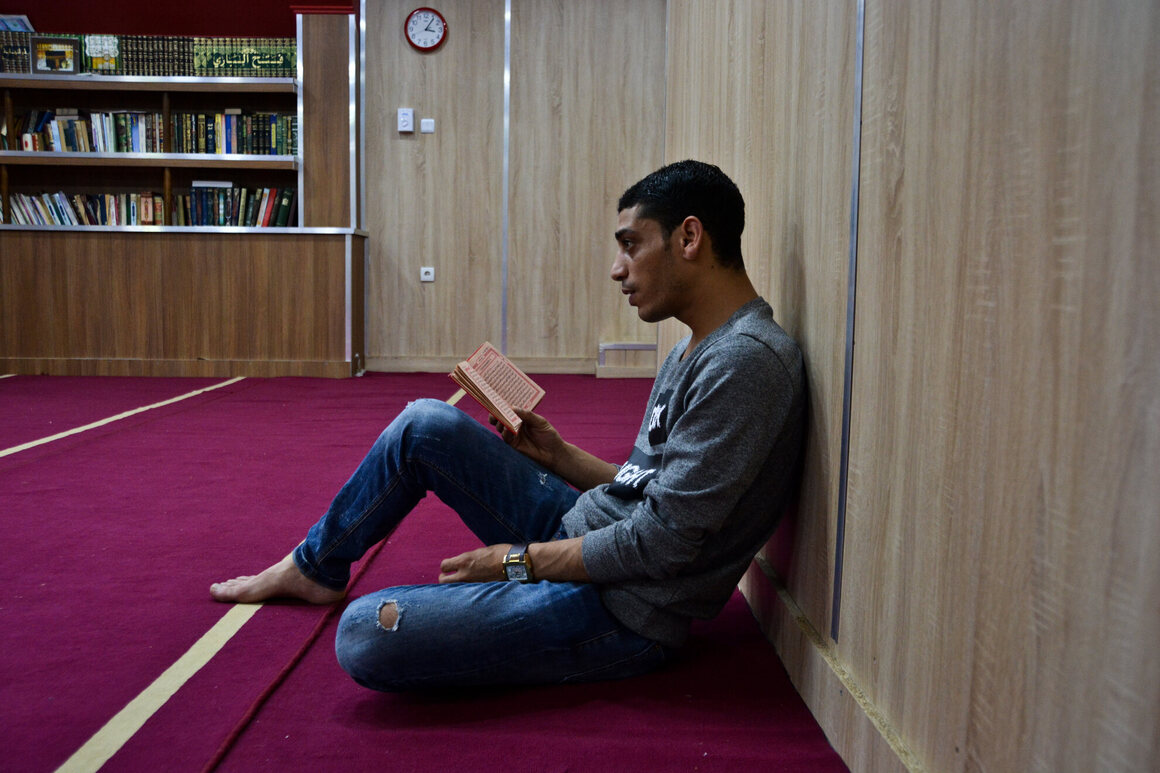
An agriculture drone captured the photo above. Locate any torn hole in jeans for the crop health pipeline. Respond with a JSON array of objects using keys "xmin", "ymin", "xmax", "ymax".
[{"xmin": 377, "ymin": 600, "xmax": 400, "ymax": 631}]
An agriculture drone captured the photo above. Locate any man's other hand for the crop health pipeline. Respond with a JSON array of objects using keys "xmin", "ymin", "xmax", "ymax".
[{"xmin": 438, "ymin": 544, "xmax": 510, "ymax": 583}]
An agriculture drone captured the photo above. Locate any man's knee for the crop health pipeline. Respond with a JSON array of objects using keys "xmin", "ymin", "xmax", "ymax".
[
  {"xmin": 400, "ymin": 397, "xmax": 457, "ymax": 426},
  {"xmin": 390, "ymin": 398, "xmax": 466, "ymax": 446},
  {"xmin": 378, "ymin": 601, "xmax": 398, "ymax": 630},
  {"xmin": 335, "ymin": 596, "xmax": 403, "ymax": 690}
]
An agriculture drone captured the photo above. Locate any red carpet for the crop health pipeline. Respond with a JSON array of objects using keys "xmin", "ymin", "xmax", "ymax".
[
  {"xmin": 0, "ymin": 375, "xmax": 226, "ymax": 449},
  {"xmin": 0, "ymin": 373, "xmax": 846, "ymax": 772}
]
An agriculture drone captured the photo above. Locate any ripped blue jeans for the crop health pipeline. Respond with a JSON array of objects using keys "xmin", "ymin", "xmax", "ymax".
[{"xmin": 292, "ymin": 399, "xmax": 668, "ymax": 691}]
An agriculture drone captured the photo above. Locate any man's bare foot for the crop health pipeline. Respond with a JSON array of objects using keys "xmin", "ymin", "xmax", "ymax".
[{"xmin": 210, "ymin": 554, "xmax": 346, "ymax": 604}]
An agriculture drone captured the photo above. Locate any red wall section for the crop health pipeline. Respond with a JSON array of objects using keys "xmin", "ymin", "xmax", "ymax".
[{"xmin": 0, "ymin": 1, "xmax": 353, "ymax": 37}]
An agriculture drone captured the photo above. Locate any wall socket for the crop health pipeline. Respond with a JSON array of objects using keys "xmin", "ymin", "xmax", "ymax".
[{"xmin": 419, "ymin": 266, "xmax": 435, "ymax": 282}]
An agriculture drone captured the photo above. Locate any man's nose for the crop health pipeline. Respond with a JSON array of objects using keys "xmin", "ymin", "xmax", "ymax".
[{"xmin": 610, "ymin": 253, "xmax": 627, "ymax": 281}]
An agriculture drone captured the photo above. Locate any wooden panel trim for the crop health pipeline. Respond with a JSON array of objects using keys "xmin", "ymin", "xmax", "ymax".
[
  {"xmin": 831, "ymin": 0, "xmax": 868, "ymax": 643},
  {"xmin": 366, "ymin": 355, "xmax": 596, "ymax": 375},
  {"xmin": 595, "ymin": 365, "xmax": 656, "ymax": 379},
  {"xmin": 0, "ymin": 358, "xmax": 355, "ymax": 378},
  {"xmin": 740, "ymin": 559, "xmax": 920, "ymax": 773}
]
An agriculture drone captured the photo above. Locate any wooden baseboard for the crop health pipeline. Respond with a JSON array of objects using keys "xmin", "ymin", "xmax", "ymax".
[
  {"xmin": 367, "ymin": 356, "xmax": 597, "ymax": 375},
  {"xmin": 0, "ymin": 358, "xmax": 357, "ymax": 378},
  {"xmin": 595, "ymin": 365, "xmax": 657, "ymax": 378},
  {"xmin": 364, "ymin": 357, "xmax": 460, "ymax": 373},
  {"xmin": 740, "ymin": 560, "xmax": 921, "ymax": 773}
]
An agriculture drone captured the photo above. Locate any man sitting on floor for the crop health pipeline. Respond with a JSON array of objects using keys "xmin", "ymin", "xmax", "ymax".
[{"xmin": 211, "ymin": 160, "xmax": 806, "ymax": 691}]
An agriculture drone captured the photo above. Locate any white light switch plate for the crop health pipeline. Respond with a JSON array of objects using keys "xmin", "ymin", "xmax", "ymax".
[{"xmin": 397, "ymin": 108, "xmax": 414, "ymax": 133}]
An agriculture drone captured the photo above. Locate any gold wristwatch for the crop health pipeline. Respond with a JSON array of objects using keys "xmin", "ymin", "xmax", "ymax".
[{"xmin": 502, "ymin": 543, "xmax": 534, "ymax": 582}]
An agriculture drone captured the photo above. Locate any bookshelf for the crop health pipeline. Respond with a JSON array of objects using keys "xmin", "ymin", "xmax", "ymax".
[
  {"xmin": 1, "ymin": 74, "xmax": 299, "ymax": 226},
  {"xmin": 0, "ymin": 13, "xmax": 363, "ymax": 377}
]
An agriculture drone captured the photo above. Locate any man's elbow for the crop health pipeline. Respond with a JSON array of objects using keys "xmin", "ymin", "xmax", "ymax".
[{"xmin": 636, "ymin": 536, "xmax": 701, "ymax": 580}]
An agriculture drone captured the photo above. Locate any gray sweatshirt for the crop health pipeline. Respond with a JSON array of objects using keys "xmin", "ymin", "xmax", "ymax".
[{"xmin": 563, "ymin": 298, "xmax": 805, "ymax": 648}]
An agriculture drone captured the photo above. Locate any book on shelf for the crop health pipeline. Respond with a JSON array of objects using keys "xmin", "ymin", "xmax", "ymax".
[
  {"xmin": 1, "ymin": 30, "xmax": 31, "ymax": 73},
  {"xmin": 170, "ymin": 110, "xmax": 297, "ymax": 156},
  {"xmin": 82, "ymin": 34, "xmax": 120, "ymax": 74},
  {"xmin": 5, "ymin": 190, "xmax": 165, "ymax": 226},
  {"xmin": 7, "ymin": 191, "xmax": 79, "ymax": 226},
  {"xmin": 118, "ymin": 34, "xmax": 294, "ymax": 77},
  {"xmin": 176, "ymin": 183, "xmax": 296, "ymax": 227},
  {"xmin": 449, "ymin": 342, "xmax": 546, "ymax": 434},
  {"xmin": 10, "ymin": 107, "xmax": 296, "ymax": 156},
  {"xmin": 14, "ymin": 109, "xmax": 166, "ymax": 153},
  {"xmin": 273, "ymin": 188, "xmax": 295, "ymax": 226},
  {"xmin": 118, "ymin": 34, "xmax": 188, "ymax": 77},
  {"xmin": 0, "ymin": 15, "xmax": 34, "ymax": 32},
  {"xmin": 0, "ymin": 31, "xmax": 294, "ymax": 77},
  {"xmin": 192, "ymin": 36, "xmax": 296, "ymax": 78}
]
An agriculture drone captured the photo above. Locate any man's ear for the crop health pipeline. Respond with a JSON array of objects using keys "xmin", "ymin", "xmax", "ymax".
[{"xmin": 676, "ymin": 216, "xmax": 706, "ymax": 259}]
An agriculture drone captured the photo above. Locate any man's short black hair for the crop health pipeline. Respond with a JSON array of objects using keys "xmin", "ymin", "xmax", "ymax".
[{"xmin": 617, "ymin": 160, "xmax": 745, "ymax": 269}]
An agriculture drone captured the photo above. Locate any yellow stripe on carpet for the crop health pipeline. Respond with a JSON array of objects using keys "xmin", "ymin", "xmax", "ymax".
[
  {"xmin": 0, "ymin": 377, "xmax": 246, "ymax": 459},
  {"xmin": 55, "ymin": 385, "xmax": 468, "ymax": 772},
  {"xmin": 55, "ymin": 604, "xmax": 263, "ymax": 773}
]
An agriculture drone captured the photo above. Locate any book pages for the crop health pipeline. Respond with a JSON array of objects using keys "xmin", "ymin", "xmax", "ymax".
[{"xmin": 450, "ymin": 342, "xmax": 545, "ymax": 432}]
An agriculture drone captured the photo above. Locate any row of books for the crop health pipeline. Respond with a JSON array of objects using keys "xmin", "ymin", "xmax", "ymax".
[
  {"xmin": 0, "ymin": 31, "xmax": 296, "ymax": 77},
  {"xmin": 0, "ymin": 29, "xmax": 28, "ymax": 73},
  {"xmin": 172, "ymin": 111, "xmax": 297, "ymax": 155},
  {"xmin": 2, "ymin": 186, "xmax": 297, "ymax": 227},
  {"xmin": 6, "ymin": 190, "xmax": 166, "ymax": 226},
  {"xmin": 9, "ymin": 109, "xmax": 297, "ymax": 156},
  {"xmin": 14, "ymin": 109, "xmax": 164, "ymax": 153},
  {"xmin": 177, "ymin": 183, "xmax": 297, "ymax": 227}
]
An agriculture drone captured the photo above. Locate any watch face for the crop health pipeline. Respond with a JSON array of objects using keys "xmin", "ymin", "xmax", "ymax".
[
  {"xmin": 406, "ymin": 8, "xmax": 447, "ymax": 51},
  {"xmin": 506, "ymin": 563, "xmax": 528, "ymax": 582}
]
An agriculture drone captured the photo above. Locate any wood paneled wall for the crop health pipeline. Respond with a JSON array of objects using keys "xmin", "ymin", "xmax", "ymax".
[
  {"xmin": 508, "ymin": 0, "xmax": 665, "ymax": 366},
  {"xmin": 669, "ymin": 1, "xmax": 1158, "ymax": 772},
  {"xmin": 363, "ymin": 0, "xmax": 664, "ymax": 373},
  {"xmin": 301, "ymin": 13, "xmax": 355, "ymax": 228},
  {"xmin": 843, "ymin": 0, "xmax": 1159, "ymax": 770},
  {"xmin": 0, "ymin": 231, "xmax": 361, "ymax": 377},
  {"xmin": 665, "ymin": 0, "xmax": 856, "ymax": 642},
  {"xmin": 363, "ymin": 0, "xmax": 505, "ymax": 372}
]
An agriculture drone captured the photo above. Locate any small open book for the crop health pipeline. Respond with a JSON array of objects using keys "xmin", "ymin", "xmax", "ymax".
[{"xmin": 450, "ymin": 342, "xmax": 545, "ymax": 433}]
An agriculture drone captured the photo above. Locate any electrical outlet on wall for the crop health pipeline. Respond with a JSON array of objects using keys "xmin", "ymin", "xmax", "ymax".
[{"xmin": 420, "ymin": 266, "xmax": 435, "ymax": 282}]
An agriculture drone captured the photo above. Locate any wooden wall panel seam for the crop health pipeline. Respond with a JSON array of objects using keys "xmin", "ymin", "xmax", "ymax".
[
  {"xmin": 831, "ymin": 0, "xmax": 867, "ymax": 644},
  {"xmin": 500, "ymin": 0, "xmax": 512, "ymax": 354},
  {"xmin": 362, "ymin": 0, "xmax": 662, "ymax": 365}
]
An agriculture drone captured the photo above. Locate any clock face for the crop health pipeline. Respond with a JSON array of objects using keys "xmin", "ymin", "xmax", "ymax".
[{"xmin": 405, "ymin": 7, "xmax": 448, "ymax": 52}]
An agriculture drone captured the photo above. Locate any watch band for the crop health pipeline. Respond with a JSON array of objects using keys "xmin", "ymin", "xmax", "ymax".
[{"xmin": 502, "ymin": 543, "xmax": 534, "ymax": 583}]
